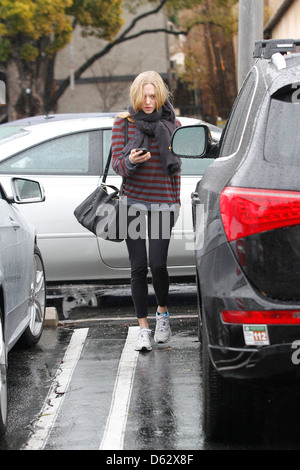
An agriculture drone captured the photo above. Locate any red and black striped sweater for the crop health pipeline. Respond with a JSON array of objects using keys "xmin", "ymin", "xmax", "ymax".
[{"xmin": 111, "ymin": 116, "xmax": 181, "ymax": 209}]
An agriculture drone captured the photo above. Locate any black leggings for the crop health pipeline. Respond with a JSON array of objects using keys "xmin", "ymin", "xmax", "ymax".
[{"xmin": 125, "ymin": 208, "xmax": 174, "ymax": 319}]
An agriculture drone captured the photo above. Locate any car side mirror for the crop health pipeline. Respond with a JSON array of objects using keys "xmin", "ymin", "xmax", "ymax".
[
  {"xmin": 10, "ymin": 177, "xmax": 45, "ymax": 204},
  {"xmin": 170, "ymin": 124, "xmax": 211, "ymax": 158}
]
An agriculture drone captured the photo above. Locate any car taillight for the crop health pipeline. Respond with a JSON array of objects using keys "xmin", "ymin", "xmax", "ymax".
[
  {"xmin": 220, "ymin": 187, "xmax": 300, "ymax": 242},
  {"xmin": 222, "ymin": 310, "xmax": 300, "ymax": 325}
]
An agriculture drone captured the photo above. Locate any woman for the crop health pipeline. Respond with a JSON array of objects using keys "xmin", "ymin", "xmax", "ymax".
[{"xmin": 111, "ymin": 71, "xmax": 181, "ymax": 351}]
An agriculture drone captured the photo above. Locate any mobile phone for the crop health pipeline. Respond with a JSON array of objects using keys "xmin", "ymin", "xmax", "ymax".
[{"xmin": 135, "ymin": 148, "xmax": 148, "ymax": 155}]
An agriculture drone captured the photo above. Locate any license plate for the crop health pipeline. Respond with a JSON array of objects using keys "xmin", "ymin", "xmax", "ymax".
[{"xmin": 243, "ymin": 325, "xmax": 269, "ymax": 346}]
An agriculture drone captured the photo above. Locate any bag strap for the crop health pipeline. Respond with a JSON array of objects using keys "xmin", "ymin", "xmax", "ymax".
[
  {"xmin": 102, "ymin": 119, "xmax": 128, "ymax": 194},
  {"xmin": 102, "ymin": 147, "xmax": 112, "ymax": 184}
]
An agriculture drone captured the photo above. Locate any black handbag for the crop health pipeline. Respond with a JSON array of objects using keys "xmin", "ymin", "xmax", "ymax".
[{"xmin": 74, "ymin": 121, "xmax": 127, "ymax": 242}]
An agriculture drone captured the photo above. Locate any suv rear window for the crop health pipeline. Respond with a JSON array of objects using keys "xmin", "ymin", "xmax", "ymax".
[{"xmin": 264, "ymin": 85, "xmax": 300, "ymax": 166}]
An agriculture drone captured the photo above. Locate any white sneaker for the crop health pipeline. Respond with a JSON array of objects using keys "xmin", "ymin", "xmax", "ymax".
[
  {"xmin": 135, "ymin": 328, "xmax": 152, "ymax": 351},
  {"xmin": 154, "ymin": 312, "xmax": 172, "ymax": 344}
]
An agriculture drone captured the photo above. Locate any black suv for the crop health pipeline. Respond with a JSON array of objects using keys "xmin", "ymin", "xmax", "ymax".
[{"xmin": 171, "ymin": 39, "xmax": 300, "ymax": 440}]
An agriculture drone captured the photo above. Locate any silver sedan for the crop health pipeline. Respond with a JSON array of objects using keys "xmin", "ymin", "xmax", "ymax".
[{"xmin": 0, "ymin": 176, "xmax": 46, "ymax": 435}]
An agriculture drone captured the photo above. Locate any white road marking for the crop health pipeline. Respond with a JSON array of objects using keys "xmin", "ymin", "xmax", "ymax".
[
  {"xmin": 99, "ymin": 326, "xmax": 139, "ymax": 450},
  {"xmin": 23, "ymin": 328, "xmax": 89, "ymax": 450},
  {"xmin": 60, "ymin": 314, "xmax": 197, "ymax": 325}
]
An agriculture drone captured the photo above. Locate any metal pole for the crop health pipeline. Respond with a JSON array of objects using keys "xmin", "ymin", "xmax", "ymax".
[{"xmin": 238, "ymin": 0, "xmax": 264, "ymax": 89}]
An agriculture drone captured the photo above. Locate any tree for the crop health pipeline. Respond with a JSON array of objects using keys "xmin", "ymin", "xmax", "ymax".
[
  {"xmin": 0, "ymin": 0, "xmax": 232, "ymax": 120},
  {"xmin": 177, "ymin": 0, "xmax": 238, "ymax": 120},
  {"xmin": 0, "ymin": 0, "xmax": 124, "ymax": 120}
]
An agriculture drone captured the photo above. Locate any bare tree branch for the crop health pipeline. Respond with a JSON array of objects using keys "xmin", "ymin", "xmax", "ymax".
[
  {"xmin": 46, "ymin": 0, "xmax": 224, "ymax": 111},
  {"xmin": 47, "ymin": 0, "xmax": 184, "ymax": 110}
]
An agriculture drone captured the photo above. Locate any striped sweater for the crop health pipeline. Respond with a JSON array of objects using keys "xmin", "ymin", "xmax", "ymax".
[{"xmin": 111, "ymin": 116, "xmax": 181, "ymax": 208}]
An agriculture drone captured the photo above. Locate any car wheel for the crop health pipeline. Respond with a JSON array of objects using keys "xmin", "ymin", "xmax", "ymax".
[
  {"xmin": 18, "ymin": 246, "xmax": 46, "ymax": 348},
  {"xmin": 0, "ymin": 314, "xmax": 7, "ymax": 436},
  {"xmin": 202, "ymin": 317, "xmax": 258, "ymax": 441}
]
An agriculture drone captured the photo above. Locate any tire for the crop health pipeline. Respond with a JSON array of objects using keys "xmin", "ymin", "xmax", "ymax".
[
  {"xmin": 18, "ymin": 246, "xmax": 46, "ymax": 348},
  {"xmin": 0, "ymin": 314, "xmax": 7, "ymax": 436},
  {"xmin": 202, "ymin": 317, "xmax": 257, "ymax": 441},
  {"xmin": 196, "ymin": 274, "xmax": 202, "ymax": 343}
]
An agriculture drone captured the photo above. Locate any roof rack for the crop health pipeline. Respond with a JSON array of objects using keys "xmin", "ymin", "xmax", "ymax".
[{"xmin": 253, "ymin": 39, "xmax": 300, "ymax": 59}]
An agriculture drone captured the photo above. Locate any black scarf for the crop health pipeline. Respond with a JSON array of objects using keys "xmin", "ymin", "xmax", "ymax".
[{"xmin": 120, "ymin": 100, "xmax": 181, "ymax": 176}]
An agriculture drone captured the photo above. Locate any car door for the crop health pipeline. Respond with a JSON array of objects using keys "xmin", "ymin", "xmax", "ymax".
[
  {"xmin": 97, "ymin": 140, "xmax": 215, "ymax": 276},
  {"xmin": 0, "ymin": 191, "xmax": 31, "ymax": 345},
  {"xmin": 0, "ymin": 129, "xmax": 107, "ymax": 282}
]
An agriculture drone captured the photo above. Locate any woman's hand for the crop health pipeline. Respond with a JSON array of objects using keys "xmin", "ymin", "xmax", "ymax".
[{"xmin": 129, "ymin": 149, "xmax": 151, "ymax": 165}]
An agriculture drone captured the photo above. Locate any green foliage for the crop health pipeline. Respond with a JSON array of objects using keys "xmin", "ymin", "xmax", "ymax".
[
  {"xmin": 0, "ymin": 0, "xmax": 72, "ymax": 40},
  {"xmin": 20, "ymin": 43, "xmax": 39, "ymax": 62},
  {"xmin": 0, "ymin": 0, "xmax": 124, "ymax": 63},
  {"xmin": 0, "ymin": 38, "xmax": 11, "ymax": 63},
  {"xmin": 178, "ymin": 0, "xmax": 238, "ymax": 36},
  {"xmin": 68, "ymin": 0, "xmax": 124, "ymax": 40}
]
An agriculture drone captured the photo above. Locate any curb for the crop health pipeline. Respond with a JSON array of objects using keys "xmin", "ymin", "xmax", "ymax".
[{"xmin": 44, "ymin": 307, "xmax": 59, "ymax": 327}]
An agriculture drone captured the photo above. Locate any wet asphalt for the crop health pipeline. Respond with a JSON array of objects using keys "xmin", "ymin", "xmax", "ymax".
[{"xmin": 2, "ymin": 284, "xmax": 300, "ymax": 451}]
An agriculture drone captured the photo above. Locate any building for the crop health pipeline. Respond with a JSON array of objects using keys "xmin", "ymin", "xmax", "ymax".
[
  {"xmin": 264, "ymin": 0, "xmax": 300, "ymax": 41},
  {"xmin": 55, "ymin": 5, "xmax": 172, "ymax": 113}
]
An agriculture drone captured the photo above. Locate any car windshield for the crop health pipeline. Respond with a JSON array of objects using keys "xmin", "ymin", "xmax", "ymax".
[
  {"xmin": 0, "ymin": 126, "xmax": 29, "ymax": 140},
  {"xmin": 264, "ymin": 86, "xmax": 300, "ymax": 166}
]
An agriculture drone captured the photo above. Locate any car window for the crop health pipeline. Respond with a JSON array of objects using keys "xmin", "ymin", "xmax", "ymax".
[
  {"xmin": 0, "ymin": 130, "xmax": 101, "ymax": 175},
  {"xmin": 220, "ymin": 70, "xmax": 257, "ymax": 157},
  {"xmin": 264, "ymin": 86, "xmax": 300, "ymax": 166},
  {"xmin": 103, "ymin": 129, "xmax": 115, "ymax": 175}
]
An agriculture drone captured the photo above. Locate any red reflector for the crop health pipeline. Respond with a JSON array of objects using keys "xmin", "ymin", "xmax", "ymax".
[
  {"xmin": 222, "ymin": 310, "xmax": 300, "ymax": 325},
  {"xmin": 220, "ymin": 187, "xmax": 300, "ymax": 241}
]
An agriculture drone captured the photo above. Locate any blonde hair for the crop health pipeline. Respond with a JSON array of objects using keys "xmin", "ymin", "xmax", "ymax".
[
  {"xmin": 130, "ymin": 71, "xmax": 170, "ymax": 112},
  {"xmin": 117, "ymin": 71, "xmax": 171, "ymax": 120}
]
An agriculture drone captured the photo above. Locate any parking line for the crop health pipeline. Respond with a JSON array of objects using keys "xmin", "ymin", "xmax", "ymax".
[
  {"xmin": 24, "ymin": 328, "xmax": 89, "ymax": 450},
  {"xmin": 99, "ymin": 326, "xmax": 139, "ymax": 450},
  {"xmin": 59, "ymin": 314, "xmax": 198, "ymax": 325}
]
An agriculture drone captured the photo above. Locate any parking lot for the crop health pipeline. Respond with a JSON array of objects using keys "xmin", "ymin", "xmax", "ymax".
[{"xmin": 1, "ymin": 285, "xmax": 300, "ymax": 451}]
